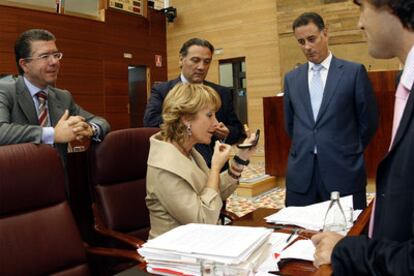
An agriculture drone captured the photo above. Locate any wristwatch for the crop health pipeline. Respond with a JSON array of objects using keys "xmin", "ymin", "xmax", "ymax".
[
  {"xmin": 234, "ymin": 155, "xmax": 250, "ymax": 166},
  {"xmin": 90, "ymin": 124, "xmax": 98, "ymax": 138}
]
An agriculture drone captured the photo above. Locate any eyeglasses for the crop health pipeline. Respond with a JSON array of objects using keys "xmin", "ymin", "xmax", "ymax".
[{"xmin": 25, "ymin": 52, "xmax": 63, "ymax": 62}]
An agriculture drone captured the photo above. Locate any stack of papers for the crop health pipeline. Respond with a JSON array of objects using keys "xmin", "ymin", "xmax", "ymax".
[
  {"xmin": 279, "ymin": 239, "xmax": 315, "ymax": 262},
  {"xmin": 257, "ymin": 233, "xmax": 315, "ymax": 273},
  {"xmin": 138, "ymin": 223, "xmax": 273, "ymax": 275},
  {"xmin": 265, "ymin": 195, "xmax": 362, "ymax": 231},
  {"xmin": 257, "ymin": 232, "xmax": 298, "ymax": 272}
]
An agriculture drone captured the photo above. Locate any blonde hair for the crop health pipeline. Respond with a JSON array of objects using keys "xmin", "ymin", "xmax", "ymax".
[{"xmin": 161, "ymin": 83, "xmax": 221, "ymax": 144}]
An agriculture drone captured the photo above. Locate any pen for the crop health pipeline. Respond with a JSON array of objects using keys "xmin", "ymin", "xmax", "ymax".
[
  {"xmin": 266, "ymin": 225, "xmax": 285, "ymax": 230},
  {"xmin": 268, "ymin": 271, "xmax": 293, "ymax": 276},
  {"xmin": 285, "ymin": 228, "xmax": 299, "ymax": 243}
]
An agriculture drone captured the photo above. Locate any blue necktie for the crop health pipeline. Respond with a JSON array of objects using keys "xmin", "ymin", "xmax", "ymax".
[{"xmin": 309, "ymin": 64, "xmax": 324, "ymax": 121}]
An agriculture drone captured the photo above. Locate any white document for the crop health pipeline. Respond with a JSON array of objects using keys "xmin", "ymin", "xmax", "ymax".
[
  {"xmin": 265, "ymin": 195, "xmax": 361, "ymax": 231},
  {"xmin": 139, "ymin": 223, "xmax": 273, "ymax": 267},
  {"xmin": 142, "ymin": 229, "xmax": 272, "ymax": 276},
  {"xmin": 256, "ymin": 232, "xmax": 299, "ymax": 273},
  {"xmin": 279, "ymin": 239, "xmax": 315, "ymax": 262}
]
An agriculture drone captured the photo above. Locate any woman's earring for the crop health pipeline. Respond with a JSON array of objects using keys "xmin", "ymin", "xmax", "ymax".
[{"xmin": 186, "ymin": 124, "xmax": 192, "ymax": 136}]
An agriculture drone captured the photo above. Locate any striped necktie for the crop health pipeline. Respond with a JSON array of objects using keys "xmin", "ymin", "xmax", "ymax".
[{"xmin": 36, "ymin": 91, "xmax": 49, "ymax": 127}]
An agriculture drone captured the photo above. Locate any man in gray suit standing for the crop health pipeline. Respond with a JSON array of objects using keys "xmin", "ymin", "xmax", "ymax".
[
  {"xmin": 283, "ymin": 12, "xmax": 378, "ymax": 209},
  {"xmin": 0, "ymin": 29, "xmax": 110, "ymax": 162}
]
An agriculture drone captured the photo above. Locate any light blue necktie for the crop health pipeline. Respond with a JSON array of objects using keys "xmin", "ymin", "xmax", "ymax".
[{"xmin": 309, "ymin": 64, "xmax": 324, "ymax": 121}]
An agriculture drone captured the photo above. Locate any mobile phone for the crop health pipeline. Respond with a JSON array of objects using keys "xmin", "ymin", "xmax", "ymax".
[{"xmin": 237, "ymin": 129, "xmax": 260, "ymax": 149}]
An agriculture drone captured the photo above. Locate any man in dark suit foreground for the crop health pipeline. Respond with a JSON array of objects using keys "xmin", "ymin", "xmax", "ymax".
[
  {"xmin": 312, "ymin": 1, "xmax": 414, "ymax": 275},
  {"xmin": 143, "ymin": 38, "xmax": 245, "ymax": 168},
  {"xmin": 283, "ymin": 12, "xmax": 378, "ymax": 209},
  {"xmin": 0, "ymin": 29, "xmax": 110, "ymax": 162}
]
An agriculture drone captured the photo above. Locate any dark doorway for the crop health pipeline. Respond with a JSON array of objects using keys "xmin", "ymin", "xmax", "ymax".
[
  {"xmin": 219, "ymin": 57, "xmax": 247, "ymax": 124},
  {"xmin": 128, "ymin": 66, "xmax": 147, "ymax": 127}
]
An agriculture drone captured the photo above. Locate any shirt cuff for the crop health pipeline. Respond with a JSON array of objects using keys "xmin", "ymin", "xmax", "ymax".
[{"xmin": 41, "ymin": 127, "xmax": 54, "ymax": 145}]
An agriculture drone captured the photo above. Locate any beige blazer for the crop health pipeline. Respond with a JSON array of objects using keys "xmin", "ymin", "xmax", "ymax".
[{"xmin": 146, "ymin": 132, "xmax": 238, "ymax": 239}]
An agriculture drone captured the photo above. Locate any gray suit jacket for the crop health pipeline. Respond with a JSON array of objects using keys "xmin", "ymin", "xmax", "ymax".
[
  {"xmin": 0, "ymin": 76, "xmax": 110, "ymax": 161},
  {"xmin": 283, "ymin": 56, "xmax": 378, "ymax": 196}
]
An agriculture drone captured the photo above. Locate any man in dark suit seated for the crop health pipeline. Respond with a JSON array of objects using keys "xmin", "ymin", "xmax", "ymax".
[
  {"xmin": 0, "ymin": 29, "xmax": 110, "ymax": 163},
  {"xmin": 143, "ymin": 38, "xmax": 245, "ymax": 168},
  {"xmin": 283, "ymin": 12, "xmax": 378, "ymax": 209},
  {"xmin": 312, "ymin": 1, "xmax": 414, "ymax": 275}
]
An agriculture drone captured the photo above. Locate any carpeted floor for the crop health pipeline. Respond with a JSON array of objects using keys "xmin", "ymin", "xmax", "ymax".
[{"xmin": 226, "ymin": 159, "xmax": 375, "ymax": 217}]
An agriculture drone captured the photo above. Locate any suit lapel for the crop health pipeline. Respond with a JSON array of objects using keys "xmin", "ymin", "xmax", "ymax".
[
  {"xmin": 148, "ymin": 135, "xmax": 208, "ymax": 193},
  {"xmin": 169, "ymin": 77, "xmax": 182, "ymax": 91},
  {"xmin": 297, "ymin": 64, "xmax": 315, "ymax": 122},
  {"xmin": 389, "ymin": 84, "xmax": 414, "ymax": 151},
  {"xmin": 46, "ymin": 87, "xmax": 64, "ymax": 127},
  {"xmin": 16, "ymin": 77, "xmax": 39, "ymax": 125},
  {"xmin": 316, "ymin": 57, "xmax": 343, "ymax": 123}
]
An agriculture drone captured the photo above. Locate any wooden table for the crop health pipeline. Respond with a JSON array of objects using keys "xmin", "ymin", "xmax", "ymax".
[{"xmin": 231, "ymin": 202, "xmax": 373, "ymax": 276}]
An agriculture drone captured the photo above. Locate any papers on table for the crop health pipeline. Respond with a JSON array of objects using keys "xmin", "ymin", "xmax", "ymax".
[
  {"xmin": 265, "ymin": 195, "xmax": 363, "ymax": 231},
  {"xmin": 257, "ymin": 232, "xmax": 298, "ymax": 273},
  {"xmin": 279, "ymin": 239, "xmax": 315, "ymax": 262},
  {"xmin": 138, "ymin": 223, "xmax": 273, "ymax": 276}
]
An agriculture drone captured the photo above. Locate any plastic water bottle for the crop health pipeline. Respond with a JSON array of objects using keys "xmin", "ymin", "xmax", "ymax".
[{"xmin": 323, "ymin": 191, "xmax": 347, "ymax": 233}]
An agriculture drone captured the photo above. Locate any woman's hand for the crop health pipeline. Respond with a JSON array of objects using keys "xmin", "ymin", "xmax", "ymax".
[
  {"xmin": 237, "ymin": 133, "xmax": 258, "ymax": 161},
  {"xmin": 211, "ymin": 141, "xmax": 232, "ymax": 171}
]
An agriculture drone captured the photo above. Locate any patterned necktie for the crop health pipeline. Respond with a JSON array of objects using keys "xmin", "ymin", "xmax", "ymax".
[
  {"xmin": 309, "ymin": 64, "xmax": 324, "ymax": 121},
  {"xmin": 36, "ymin": 91, "xmax": 49, "ymax": 127}
]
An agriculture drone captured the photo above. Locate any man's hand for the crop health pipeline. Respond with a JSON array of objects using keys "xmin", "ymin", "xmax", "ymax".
[
  {"xmin": 70, "ymin": 118, "xmax": 94, "ymax": 140},
  {"xmin": 311, "ymin": 231, "xmax": 344, "ymax": 268},
  {"xmin": 214, "ymin": 122, "xmax": 230, "ymax": 140},
  {"xmin": 54, "ymin": 110, "xmax": 88, "ymax": 143}
]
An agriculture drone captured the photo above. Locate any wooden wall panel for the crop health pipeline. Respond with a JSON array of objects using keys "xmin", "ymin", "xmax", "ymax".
[
  {"xmin": 277, "ymin": 0, "xmax": 401, "ymax": 83},
  {"xmin": 263, "ymin": 96, "xmax": 290, "ymax": 176},
  {"xmin": 0, "ymin": 5, "xmax": 167, "ymax": 130},
  {"xmin": 103, "ymin": 60, "xmax": 129, "ymax": 130}
]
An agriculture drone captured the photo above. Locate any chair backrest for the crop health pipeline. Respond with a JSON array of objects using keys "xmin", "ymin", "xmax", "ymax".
[
  {"xmin": 0, "ymin": 144, "xmax": 90, "ymax": 276},
  {"xmin": 89, "ymin": 128, "xmax": 159, "ymax": 240}
]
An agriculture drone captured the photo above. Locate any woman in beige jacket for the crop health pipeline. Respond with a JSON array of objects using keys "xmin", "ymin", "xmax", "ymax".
[{"xmin": 146, "ymin": 83, "xmax": 256, "ymax": 239}]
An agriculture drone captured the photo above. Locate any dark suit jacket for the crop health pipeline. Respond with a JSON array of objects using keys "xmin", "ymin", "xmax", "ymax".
[
  {"xmin": 143, "ymin": 77, "xmax": 245, "ymax": 167},
  {"xmin": 331, "ymin": 84, "xmax": 414, "ymax": 276},
  {"xmin": 0, "ymin": 76, "xmax": 110, "ymax": 162},
  {"xmin": 283, "ymin": 56, "xmax": 378, "ymax": 198}
]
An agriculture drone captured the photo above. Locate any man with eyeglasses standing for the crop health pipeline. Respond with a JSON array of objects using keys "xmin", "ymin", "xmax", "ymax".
[{"xmin": 0, "ymin": 29, "xmax": 110, "ymax": 163}]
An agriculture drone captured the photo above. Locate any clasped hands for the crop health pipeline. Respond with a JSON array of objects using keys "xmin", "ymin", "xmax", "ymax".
[{"xmin": 54, "ymin": 110, "xmax": 94, "ymax": 143}]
